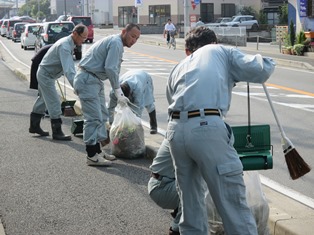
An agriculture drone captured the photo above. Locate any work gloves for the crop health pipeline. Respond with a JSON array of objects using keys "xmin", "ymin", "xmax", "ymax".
[{"xmin": 114, "ymin": 87, "xmax": 129, "ymax": 105}]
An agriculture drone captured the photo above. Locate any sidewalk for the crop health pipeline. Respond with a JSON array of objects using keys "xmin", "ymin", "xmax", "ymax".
[{"xmin": 1, "ymin": 28, "xmax": 314, "ymax": 235}]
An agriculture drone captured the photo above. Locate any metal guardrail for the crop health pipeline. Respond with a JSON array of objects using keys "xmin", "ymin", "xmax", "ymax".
[{"xmin": 206, "ymin": 26, "xmax": 247, "ymax": 37}]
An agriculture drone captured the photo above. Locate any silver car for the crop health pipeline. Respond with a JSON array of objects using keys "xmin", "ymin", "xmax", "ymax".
[
  {"xmin": 20, "ymin": 23, "xmax": 42, "ymax": 50},
  {"xmin": 220, "ymin": 15, "xmax": 259, "ymax": 30}
]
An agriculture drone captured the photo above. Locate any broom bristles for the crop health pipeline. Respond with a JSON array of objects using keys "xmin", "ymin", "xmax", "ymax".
[{"xmin": 284, "ymin": 147, "xmax": 311, "ymax": 180}]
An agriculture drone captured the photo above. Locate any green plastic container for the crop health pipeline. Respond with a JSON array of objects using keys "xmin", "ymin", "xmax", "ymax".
[{"xmin": 231, "ymin": 125, "xmax": 273, "ymax": 171}]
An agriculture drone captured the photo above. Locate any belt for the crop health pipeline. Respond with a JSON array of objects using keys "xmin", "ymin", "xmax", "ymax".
[
  {"xmin": 171, "ymin": 109, "xmax": 220, "ymax": 119},
  {"xmin": 151, "ymin": 172, "xmax": 161, "ymax": 180},
  {"xmin": 78, "ymin": 66, "xmax": 98, "ymax": 78}
]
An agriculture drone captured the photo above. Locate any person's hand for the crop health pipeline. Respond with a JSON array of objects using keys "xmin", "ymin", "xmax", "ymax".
[
  {"xmin": 114, "ymin": 88, "xmax": 129, "ymax": 105},
  {"xmin": 118, "ymin": 95, "xmax": 129, "ymax": 106}
]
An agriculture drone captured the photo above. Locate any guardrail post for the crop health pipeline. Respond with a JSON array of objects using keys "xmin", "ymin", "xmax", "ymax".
[{"xmin": 257, "ymin": 35, "xmax": 259, "ymax": 50}]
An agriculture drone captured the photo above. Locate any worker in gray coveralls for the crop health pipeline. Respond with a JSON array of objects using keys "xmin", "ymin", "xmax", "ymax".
[
  {"xmin": 148, "ymin": 138, "xmax": 183, "ymax": 235},
  {"xmin": 108, "ymin": 69, "xmax": 158, "ymax": 134},
  {"xmin": 29, "ymin": 24, "xmax": 88, "ymax": 141},
  {"xmin": 73, "ymin": 23, "xmax": 141, "ymax": 166},
  {"xmin": 166, "ymin": 26, "xmax": 275, "ymax": 235}
]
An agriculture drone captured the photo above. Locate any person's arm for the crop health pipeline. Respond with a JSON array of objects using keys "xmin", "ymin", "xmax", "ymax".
[
  {"xmin": 59, "ymin": 44, "xmax": 76, "ymax": 87},
  {"xmin": 229, "ymin": 48, "xmax": 276, "ymax": 83}
]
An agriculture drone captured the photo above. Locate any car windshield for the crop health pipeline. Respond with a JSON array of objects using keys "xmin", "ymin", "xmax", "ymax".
[
  {"xmin": 48, "ymin": 23, "xmax": 74, "ymax": 33},
  {"xmin": 231, "ymin": 16, "xmax": 240, "ymax": 22},
  {"xmin": 16, "ymin": 24, "xmax": 25, "ymax": 30},
  {"xmin": 29, "ymin": 25, "xmax": 40, "ymax": 33},
  {"xmin": 221, "ymin": 18, "xmax": 231, "ymax": 23},
  {"xmin": 72, "ymin": 18, "xmax": 91, "ymax": 26}
]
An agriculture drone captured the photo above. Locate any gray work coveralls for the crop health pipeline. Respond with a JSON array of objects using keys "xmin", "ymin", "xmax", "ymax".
[
  {"xmin": 166, "ymin": 44, "xmax": 275, "ymax": 235},
  {"xmin": 32, "ymin": 35, "xmax": 76, "ymax": 118},
  {"xmin": 73, "ymin": 34, "xmax": 123, "ymax": 145},
  {"xmin": 108, "ymin": 69, "xmax": 155, "ymax": 123},
  {"xmin": 148, "ymin": 138, "xmax": 182, "ymax": 233}
]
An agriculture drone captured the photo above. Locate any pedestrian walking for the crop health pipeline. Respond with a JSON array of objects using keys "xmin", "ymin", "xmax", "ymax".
[
  {"xmin": 165, "ymin": 26, "xmax": 276, "ymax": 234},
  {"xmin": 108, "ymin": 69, "xmax": 158, "ymax": 134},
  {"xmin": 29, "ymin": 24, "xmax": 88, "ymax": 141},
  {"xmin": 195, "ymin": 17, "xmax": 204, "ymax": 28},
  {"xmin": 73, "ymin": 23, "xmax": 141, "ymax": 166}
]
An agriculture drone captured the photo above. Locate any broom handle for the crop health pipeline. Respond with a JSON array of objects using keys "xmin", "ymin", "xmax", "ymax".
[
  {"xmin": 56, "ymin": 80, "xmax": 66, "ymax": 101},
  {"xmin": 262, "ymin": 83, "xmax": 288, "ymax": 139}
]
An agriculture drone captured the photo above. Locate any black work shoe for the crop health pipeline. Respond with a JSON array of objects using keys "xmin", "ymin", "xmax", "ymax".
[{"xmin": 169, "ymin": 227, "xmax": 180, "ymax": 235}]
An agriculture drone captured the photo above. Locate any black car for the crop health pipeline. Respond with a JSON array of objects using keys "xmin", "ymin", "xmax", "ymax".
[
  {"xmin": 34, "ymin": 21, "xmax": 82, "ymax": 60},
  {"xmin": 12, "ymin": 22, "xmax": 27, "ymax": 42}
]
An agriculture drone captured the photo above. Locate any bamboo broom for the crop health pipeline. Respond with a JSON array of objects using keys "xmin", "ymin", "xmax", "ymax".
[{"xmin": 262, "ymin": 83, "xmax": 311, "ymax": 180}]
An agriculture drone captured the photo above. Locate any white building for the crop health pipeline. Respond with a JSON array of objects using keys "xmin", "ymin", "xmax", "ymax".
[{"xmin": 49, "ymin": 0, "xmax": 113, "ymax": 26}]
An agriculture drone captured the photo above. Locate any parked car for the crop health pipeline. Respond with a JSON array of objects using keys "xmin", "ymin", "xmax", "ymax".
[
  {"xmin": 205, "ymin": 17, "xmax": 232, "ymax": 27},
  {"xmin": 1, "ymin": 19, "xmax": 9, "ymax": 37},
  {"xmin": 0, "ymin": 19, "xmax": 4, "ymax": 35},
  {"xmin": 6, "ymin": 19, "xmax": 23, "ymax": 39},
  {"xmin": 11, "ymin": 22, "xmax": 27, "ymax": 42},
  {"xmin": 220, "ymin": 15, "xmax": 259, "ymax": 30},
  {"xmin": 67, "ymin": 16, "xmax": 94, "ymax": 43},
  {"xmin": 34, "ymin": 21, "xmax": 82, "ymax": 60},
  {"xmin": 21, "ymin": 23, "xmax": 42, "ymax": 50}
]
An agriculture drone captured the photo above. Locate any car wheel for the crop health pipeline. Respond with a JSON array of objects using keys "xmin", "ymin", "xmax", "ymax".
[
  {"xmin": 21, "ymin": 44, "xmax": 23, "ymax": 49},
  {"xmin": 252, "ymin": 24, "xmax": 258, "ymax": 31},
  {"xmin": 232, "ymin": 24, "xmax": 239, "ymax": 27},
  {"xmin": 89, "ymin": 39, "xmax": 93, "ymax": 43},
  {"xmin": 24, "ymin": 45, "xmax": 27, "ymax": 50}
]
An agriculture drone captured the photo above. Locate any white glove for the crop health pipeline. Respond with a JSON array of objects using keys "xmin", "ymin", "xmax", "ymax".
[{"xmin": 114, "ymin": 88, "xmax": 129, "ymax": 105}]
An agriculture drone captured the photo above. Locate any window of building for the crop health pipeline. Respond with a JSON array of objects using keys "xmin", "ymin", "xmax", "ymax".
[
  {"xmin": 221, "ymin": 4, "xmax": 235, "ymax": 17},
  {"xmin": 118, "ymin": 6, "xmax": 137, "ymax": 27},
  {"xmin": 200, "ymin": 3, "xmax": 214, "ymax": 23},
  {"xmin": 149, "ymin": 5, "xmax": 171, "ymax": 26}
]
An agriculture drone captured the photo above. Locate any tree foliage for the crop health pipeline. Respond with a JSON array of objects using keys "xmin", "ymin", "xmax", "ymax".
[
  {"xmin": 279, "ymin": 4, "xmax": 288, "ymax": 25},
  {"xmin": 258, "ymin": 10, "xmax": 267, "ymax": 25},
  {"xmin": 18, "ymin": 0, "xmax": 50, "ymax": 20},
  {"xmin": 239, "ymin": 6, "xmax": 257, "ymax": 17}
]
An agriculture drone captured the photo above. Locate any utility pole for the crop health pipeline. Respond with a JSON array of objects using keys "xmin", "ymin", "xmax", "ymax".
[
  {"xmin": 37, "ymin": 0, "xmax": 40, "ymax": 22},
  {"xmin": 184, "ymin": 0, "xmax": 191, "ymax": 36},
  {"xmin": 64, "ymin": 0, "xmax": 67, "ymax": 17}
]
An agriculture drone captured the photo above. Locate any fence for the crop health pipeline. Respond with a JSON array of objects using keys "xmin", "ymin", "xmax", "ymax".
[{"xmin": 207, "ymin": 26, "xmax": 247, "ymax": 46}]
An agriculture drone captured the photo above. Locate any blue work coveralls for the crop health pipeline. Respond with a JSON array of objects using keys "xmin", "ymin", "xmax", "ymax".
[
  {"xmin": 32, "ymin": 36, "xmax": 76, "ymax": 119},
  {"xmin": 108, "ymin": 69, "xmax": 155, "ymax": 123},
  {"xmin": 166, "ymin": 44, "xmax": 275, "ymax": 235},
  {"xmin": 73, "ymin": 34, "xmax": 123, "ymax": 145}
]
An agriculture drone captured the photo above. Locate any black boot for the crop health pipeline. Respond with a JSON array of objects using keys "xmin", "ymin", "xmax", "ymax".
[
  {"xmin": 149, "ymin": 110, "xmax": 158, "ymax": 134},
  {"xmin": 29, "ymin": 112, "xmax": 49, "ymax": 136},
  {"xmin": 51, "ymin": 118, "xmax": 72, "ymax": 141}
]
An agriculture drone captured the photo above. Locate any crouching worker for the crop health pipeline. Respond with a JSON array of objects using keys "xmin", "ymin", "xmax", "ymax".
[
  {"xmin": 148, "ymin": 139, "xmax": 182, "ymax": 235},
  {"xmin": 108, "ymin": 69, "xmax": 158, "ymax": 134}
]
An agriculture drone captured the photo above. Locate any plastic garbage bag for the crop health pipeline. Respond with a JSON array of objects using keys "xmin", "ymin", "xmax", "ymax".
[
  {"xmin": 109, "ymin": 104, "xmax": 146, "ymax": 159},
  {"xmin": 206, "ymin": 171, "xmax": 270, "ymax": 235}
]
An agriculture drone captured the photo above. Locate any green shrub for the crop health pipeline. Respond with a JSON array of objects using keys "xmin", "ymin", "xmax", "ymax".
[{"xmin": 293, "ymin": 44, "xmax": 304, "ymax": 55}]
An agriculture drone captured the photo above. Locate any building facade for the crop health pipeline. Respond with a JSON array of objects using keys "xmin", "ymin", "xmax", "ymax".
[
  {"xmin": 49, "ymin": 0, "xmax": 113, "ymax": 25},
  {"xmin": 288, "ymin": 0, "xmax": 314, "ymax": 33},
  {"xmin": 112, "ymin": 0, "xmax": 262, "ymax": 27}
]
